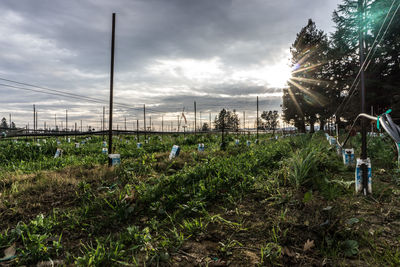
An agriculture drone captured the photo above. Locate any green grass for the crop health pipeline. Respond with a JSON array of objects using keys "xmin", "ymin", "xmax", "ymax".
[{"xmin": 0, "ymin": 132, "xmax": 399, "ymax": 266}]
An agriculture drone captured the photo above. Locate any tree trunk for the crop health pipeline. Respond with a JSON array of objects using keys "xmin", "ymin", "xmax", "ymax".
[
  {"xmin": 319, "ymin": 119, "xmax": 325, "ymax": 132},
  {"xmin": 308, "ymin": 115, "xmax": 316, "ymax": 133},
  {"xmin": 296, "ymin": 118, "xmax": 306, "ymax": 133},
  {"xmin": 310, "ymin": 123, "xmax": 315, "ymax": 133}
]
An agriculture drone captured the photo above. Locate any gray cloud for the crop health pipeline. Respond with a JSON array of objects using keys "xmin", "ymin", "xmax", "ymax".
[{"xmin": 0, "ymin": 0, "xmax": 342, "ymax": 129}]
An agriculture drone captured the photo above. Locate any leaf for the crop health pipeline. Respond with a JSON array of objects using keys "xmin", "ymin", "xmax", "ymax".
[
  {"xmin": 343, "ymin": 240, "xmax": 358, "ymax": 257},
  {"xmin": 0, "ymin": 243, "xmax": 16, "ymax": 262},
  {"xmin": 303, "ymin": 191, "xmax": 313, "ymax": 203},
  {"xmin": 123, "ymin": 189, "xmax": 136, "ymax": 203},
  {"xmin": 303, "ymin": 239, "xmax": 314, "ymax": 252},
  {"xmin": 346, "ymin": 218, "xmax": 359, "ymax": 225},
  {"xmin": 283, "ymin": 247, "xmax": 295, "ymax": 257}
]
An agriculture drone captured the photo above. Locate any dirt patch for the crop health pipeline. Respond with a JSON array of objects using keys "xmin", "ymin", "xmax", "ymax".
[{"xmin": 0, "ymin": 165, "xmax": 112, "ymax": 229}]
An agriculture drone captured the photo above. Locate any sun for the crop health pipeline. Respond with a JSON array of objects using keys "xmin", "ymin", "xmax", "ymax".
[
  {"xmin": 231, "ymin": 51, "xmax": 292, "ymax": 88},
  {"xmin": 265, "ymin": 61, "xmax": 292, "ymax": 88},
  {"xmin": 230, "ymin": 56, "xmax": 292, "ymax": 88}
]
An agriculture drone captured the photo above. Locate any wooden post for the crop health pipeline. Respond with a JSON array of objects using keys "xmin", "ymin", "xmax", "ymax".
[{"xmin": 108, "ymin": 13, "xmax": 116, "ymax": 164}]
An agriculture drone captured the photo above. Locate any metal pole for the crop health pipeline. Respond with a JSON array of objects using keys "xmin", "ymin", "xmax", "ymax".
[
  {"xmin": 66, "ymin": 110, "xmax": 68, "ymax": 132},
  {"xmin": 194, "ymin": 101, "xmax": 197, "ymax": 135},
  {"xmin": 257, "ymin": 96, "xmax": 259, "ymax": 140},
  {"xmin": 359, "ymin": 0, "xmax": 368, "ymax": 195},
  {"xmin": 103, "ymin": 106, "xmax": 105, "ymax": 140},
  {"xmin": 124, "ymin": 116, "xmax": 127, "ymax": 131},
  {"xmin": 143, "ymin": 104, "xmax": 146, "ymax": 140},
  {"xmin": 136, "ymin": 119, "xmax": 139, "ymax": 141},
  {"xmin": 33, "ymin": 104, "xmax": 35, "ymax": 133},
  {"xmin": 221, "ymin": 115, "xmax": 225, "ymax": 150},
  {"xmin": 371, "ymin": 106, "xmax": 374, "ymax": 133},
  {"xmin": 108, "ymin": 13, "xmax": 116, "ymax": 162}
]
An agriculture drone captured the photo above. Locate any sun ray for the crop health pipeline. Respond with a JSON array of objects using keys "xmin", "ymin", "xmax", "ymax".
[
  {"xmin": 286, "ymin": 87, "xmax": 304, "ymax": 117},
  {"xmin": 291, "ymin": 62, "xmax": 325, "ymax": 75},
  {"xmin": 287, "ymin": 79, "xmax": 328, "ymax": 106},
  {"xmin": 290, "ymin": 76, "xmax": 330, "ymax": 86},
  {"xmin": 292, "ymin": 43, "xmax": 321, "ymax": 69}
]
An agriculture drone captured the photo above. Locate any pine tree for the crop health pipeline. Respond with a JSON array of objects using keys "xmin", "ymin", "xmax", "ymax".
[
  {"xmin": 331, "ymin": 0, "xmax": 400, "ymax": 121},
  {"xmin": 283, "ymin": 19, "xmax": 330, "ymax": 132},
  {"xmin": 0, "ymin": 118, "xmax": 8, "ymax": 129}
]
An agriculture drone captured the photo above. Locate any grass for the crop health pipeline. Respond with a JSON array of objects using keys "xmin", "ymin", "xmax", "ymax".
[{"xmin": 0, "ymin": 132, "xmax": 399, "ymax": 266}]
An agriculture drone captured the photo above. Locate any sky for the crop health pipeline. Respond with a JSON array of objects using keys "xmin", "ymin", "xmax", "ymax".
[{"xmin": 0, "ymin": 0, "xmax": 342, "ymax": 130}]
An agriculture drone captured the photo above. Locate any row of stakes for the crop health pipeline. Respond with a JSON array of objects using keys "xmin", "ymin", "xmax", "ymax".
[
  {"xmin": 65, "ymin": 134, "xmax": 296, "ymax": 166},
  {"xmin": 325, "ymin": 132, "xmax": 372, "ymax": 194},
  {"xmin": 12, "ymin": 133, "xmax": 303, "ymax": 167}
]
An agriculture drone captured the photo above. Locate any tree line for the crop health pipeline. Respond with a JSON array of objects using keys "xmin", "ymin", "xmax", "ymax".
[
  {"xmin": 198, "ymin": 109, "xmax": 280, "ymax": 133},
  {"xmin": 0, "ymin": 118, "xmax": 16, "ymax": 130},
  {"xmin": 283, "ymin": 0, "xmax": 400, "ymax": 132}
]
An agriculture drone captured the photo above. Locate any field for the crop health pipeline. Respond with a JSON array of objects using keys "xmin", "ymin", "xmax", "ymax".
[{"xmin": 0, "ymin": 132, "xmax": 400, "ymax": 266}]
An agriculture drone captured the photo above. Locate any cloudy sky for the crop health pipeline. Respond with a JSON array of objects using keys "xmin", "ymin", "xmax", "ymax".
[{"xmin": 0, "ymin": 0, "xmax": 342, "ymax": 130}]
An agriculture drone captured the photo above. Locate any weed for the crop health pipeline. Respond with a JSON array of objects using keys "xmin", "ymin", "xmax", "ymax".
[{"xmin": 259, "ymin": 242, "xmax": 282, "ymax": 266}]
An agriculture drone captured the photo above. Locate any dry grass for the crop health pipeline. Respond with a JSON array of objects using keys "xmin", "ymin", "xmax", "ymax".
[{"xmin": 0, "ymin": 165, "xmax": 114, "ymax": 229}]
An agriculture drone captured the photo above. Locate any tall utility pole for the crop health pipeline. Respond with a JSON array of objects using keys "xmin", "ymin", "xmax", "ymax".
[
  {"xmin": 66, "ymin": 110, "xmax": 68, "ymax": 132},
  {"xmin": 124, "ymin": 116, "xmax": 127, "ymax": 131},
  {"xmin": 143, "ymin": 104, "xmax": 146, "ymax": 140},
  {"xmin": 136, "ymin": 119, "xmax": 139, "ymax": 141},
  {"xmin": 194, "ymin": 101, "xmax": 197, "ymax": 134},
  {"xmin": 36, "ymin": 111, "xmax": 38, "ymax": 132},
  {"xmin": 108, "ymin": 12, "xmax": 116, "ymax": 161},
  {"xmin": 257, "ymin": 96, "xmax": 259, "ymax": 140},
  {"xmin": 33, "ymin": 104, "xmax": 35, "ymax": 133},
  {"xmin": 65, "ymin": 109, "xmax": 68, "ymax": 140},
  {"xmin": 103, "ymin": 106, "xmax": 105, "ymax": 140},
  {"xmin": 358, "ymin": 0, "xmax": 368, "ymax": 195},
  {"xmin": 371, "ymin": 106, "xmax": 374, "ymax": 133}
]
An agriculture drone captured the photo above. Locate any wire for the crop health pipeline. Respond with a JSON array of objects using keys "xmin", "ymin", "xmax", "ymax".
[
  {"xmin": 0, "ymin": 77, "xmax": 154, "ymax": 113},
  {"xmin": 364, "ymin": 1, "xmax": 400, "ymax": 70},
  {"xmin": 334, "ymin": 0, "xmax": 399, "ymax": 117}
]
